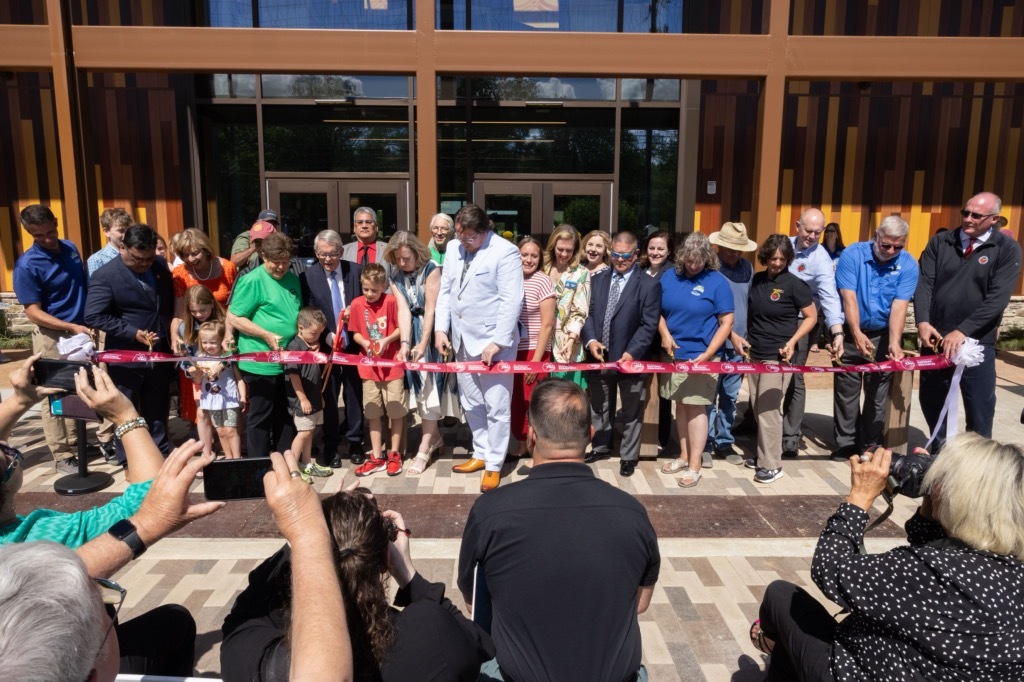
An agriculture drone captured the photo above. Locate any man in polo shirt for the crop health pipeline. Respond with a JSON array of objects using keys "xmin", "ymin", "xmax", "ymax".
[
  {"xmin": 915, "ymin": 191, "xmax": 1022, "ymax": 448},
  {"xmin": 783, "ymin": 208, "xmax": 845, "ymax": 458},
  {"xmin": 13, "ymin": 204, "xmax": 93, "ymax": 473},
  {"xmin": 342, "ymin": 206, "xmax": 387, "ymax": 265},
  {"xmin": 231, "ymin": 209, "xmax": 279, "ymax": 270},
  {"xmin": 830, "ymin": 216, "xmax": 919, "ymax": 460},
  {"xmin": 458, "ymin": 379, "xmax": 660, "ymax": 681}
]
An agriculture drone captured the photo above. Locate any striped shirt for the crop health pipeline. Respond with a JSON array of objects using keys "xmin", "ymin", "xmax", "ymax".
[{"xmin": 519, "ymin": 273, "xmax": 556, "ymax": 351}]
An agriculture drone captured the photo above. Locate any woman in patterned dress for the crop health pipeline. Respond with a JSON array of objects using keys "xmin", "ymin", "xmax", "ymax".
[{"xmin": 543, "ymin": 224, "xmax": 590, "ymax": 388}]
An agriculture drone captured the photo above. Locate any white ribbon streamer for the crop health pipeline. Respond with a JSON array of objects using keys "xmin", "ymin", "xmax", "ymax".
[
  {"xmin": 924, "ymin": 337, "xmax": 985, "ymax": 450},
  {"xmin": 56, "ymin": 332, "xmax": 95, "ymax": 362}
]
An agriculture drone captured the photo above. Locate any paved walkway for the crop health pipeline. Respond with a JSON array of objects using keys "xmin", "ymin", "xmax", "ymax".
[{"xmin": 5, "ymin": 352, "xmax": 1023, "ymax": 680}]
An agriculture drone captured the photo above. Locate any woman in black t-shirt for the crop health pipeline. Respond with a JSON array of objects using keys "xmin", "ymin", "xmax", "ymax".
[{"xmin": 739, "ymin": 235, "xmax": 816, "ymax": 484}]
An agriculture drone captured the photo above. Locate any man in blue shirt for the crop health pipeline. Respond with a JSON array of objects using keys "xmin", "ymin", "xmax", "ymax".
[
  {"xmin": 12, "ymin": 205, "xmax": 94, "ymax": 473},
  {"xmin": 783, "ymin": 208, "xmax": 845, "ymax": 458},
  {"xmin": 86, "ymin": 207, "xmax": 132, "ymax": 276},
  {"xmin": 831, "ymin": 216, "xmax": 919, "ymax": 460}
]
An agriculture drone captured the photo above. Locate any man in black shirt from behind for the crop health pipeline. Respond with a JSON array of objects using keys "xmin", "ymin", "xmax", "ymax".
[{"xmin": 458, "ymin": 378, "xmax": 660, "ymax": 682}]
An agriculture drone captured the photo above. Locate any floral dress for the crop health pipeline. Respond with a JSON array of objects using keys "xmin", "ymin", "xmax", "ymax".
[{"xmin": 548, "ymin": 264, "xmax": 590, "ymax": 388}]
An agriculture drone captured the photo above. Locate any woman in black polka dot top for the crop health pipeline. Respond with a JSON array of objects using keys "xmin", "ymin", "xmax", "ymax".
[{"xmin": 755, "ymin": 433, "xmax": 1024, "ymax": 681}]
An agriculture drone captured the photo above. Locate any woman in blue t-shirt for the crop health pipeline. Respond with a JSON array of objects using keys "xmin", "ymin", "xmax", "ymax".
[{"xmin": 657, "ymin": 233, "xmax": 734, "ymax": 488}]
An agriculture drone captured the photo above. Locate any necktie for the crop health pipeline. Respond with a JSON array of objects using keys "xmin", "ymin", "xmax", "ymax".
[
  {"xmin": 460, "ymin": 255, "xmax": 471, "ymax": 287},
  {"xmin": 602, "ymin": 274, "xmax": 622, "ymax": 347},
  {"xmin": 360, "ymin": 244, "xmax": 369, "ymax": 265},
  {"xmin": 964, "ymin": 237, "xmax": 977, "ymax": 258},
  {"xmin": 329, "ymin": 270, "xmax": 347, "ymax": 346}
]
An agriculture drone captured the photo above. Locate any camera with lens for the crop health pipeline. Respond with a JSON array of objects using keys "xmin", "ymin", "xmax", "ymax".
[
  {"xmin": 409, "ymin": 305, "xmax": 424, "ymax": 317},
  {"xmin": 886, "ymin": 451, "xmax": 933, "ymax": 498}
]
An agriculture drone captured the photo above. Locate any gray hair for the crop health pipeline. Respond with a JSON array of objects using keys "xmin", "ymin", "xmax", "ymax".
[
  {"xmin": 353, "ymin": 206, "xmax": 377, "ymax": 224},
  {"xmin": 429, "ymin": 213, "xmax": 454, "ymax": 231},
  {"xmin": 924, "ymin": 433, "xmax": 1024, "ymax": 561},
  {"xmin": 0, "ymin": 542, "xmax": 105, "ymax": 682},
  {"xmin": 876, "ymin": 215, "xmax": 909, "ymax": 239},
  {"xmin": 675, "ymin": 232, "xmax": 719, "ymax": 275},
  {"xmin": 314, "ymin": 229, "xmax": 343, "ymax": 250}
]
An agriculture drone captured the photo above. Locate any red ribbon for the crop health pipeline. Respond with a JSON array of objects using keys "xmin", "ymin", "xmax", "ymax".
[{"xmin": 96, "ymin": 350, "xmax": 952, "ymax": 375}]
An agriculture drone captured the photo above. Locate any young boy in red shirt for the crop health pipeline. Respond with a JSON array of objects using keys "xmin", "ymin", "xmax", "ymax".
[{"xmin": 348, "ymin": 263, "xmax": 408, "ymax": 476}]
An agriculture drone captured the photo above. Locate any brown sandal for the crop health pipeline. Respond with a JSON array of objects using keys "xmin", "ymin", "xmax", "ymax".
[{"xmin": 749, "ymin": 619, "xmax": 775, "ymax": 655}]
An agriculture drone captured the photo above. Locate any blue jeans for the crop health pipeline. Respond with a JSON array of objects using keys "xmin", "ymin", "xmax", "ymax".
[{"xmin": 706, "ymin": 347, "xmax": 744, "ymax": 451}]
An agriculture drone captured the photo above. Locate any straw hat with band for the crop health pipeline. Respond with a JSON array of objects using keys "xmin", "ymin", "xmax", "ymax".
[{"xmin": 708, "ymin": 222, "xmax": 758, "ymax": 252}]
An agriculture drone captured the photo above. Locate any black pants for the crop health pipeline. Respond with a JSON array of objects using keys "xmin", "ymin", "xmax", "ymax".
[
  {"xmin": 832, "ymin": 328, "xmax": 892, "ymax": 449},
  {"xmin": 759, "ymin": 581, "xmax": 836, "ymax": 682},
  {"xmin": 319, "ymin": 363, "xmax": 365, "ymax": 463},
  {"xmin": 242, "ymin": 371, "xmax": 296, "ymax": 459},
  {"xmin": 117, "ymin": 604, "xmax": 196, "ymax": 676},
  {"xmin": 108, "ymin": 363, "xmax": 175, "ymax": 466},
  {"xmin": 919, "ymin": 344, "xmax": 996, "ymax": 451}
]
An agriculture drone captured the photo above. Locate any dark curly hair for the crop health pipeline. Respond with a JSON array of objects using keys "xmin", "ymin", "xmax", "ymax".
[
  {"xmin": 757, "ymin": 234, "xmax": 795, "ymax": 267},
  {"xmin": 322, "ymin": 491, "xmax": 395, "ymax": 671}
]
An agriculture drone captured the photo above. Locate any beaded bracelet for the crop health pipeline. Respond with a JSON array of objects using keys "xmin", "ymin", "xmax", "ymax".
[{"xmin": 114, "ymin": 417, "xmax": 149, "ymax": 440}]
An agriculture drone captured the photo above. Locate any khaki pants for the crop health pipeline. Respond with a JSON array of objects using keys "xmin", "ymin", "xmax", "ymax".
[
  {"xmin": 748, "ymin": 363, "xmax": 792, "ymax": 471},
  {"xmin": 31, "ymin": 326, "xmax": 77, "ymax": 461}
]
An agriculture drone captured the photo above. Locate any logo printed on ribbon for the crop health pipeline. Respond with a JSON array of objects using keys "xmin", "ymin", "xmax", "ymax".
[
  {"xmin": 765, "ymin": 364, "xmax": 781, "ymax": 373},
  {"xmin": 452, "ymin": 362, "xmax": 467, "ymax": 373},
  {"xmin": 674, "ymin": 362, "xmax": 690, "ymax": 373},
  {"xmin": 496, "ymin": 362, "xmax": 511, "ymax": 373},
  {"xmin": 721, "ymin": 363, "xmax": 735, "ymax": 373},
  {"xmin": 132, "ymin": 353, "xmax": 149, "ymax": 363},
  {"xmin": 899, "ymin": 358, "xmax": 916, "ymax": 370},
  {"xmin": 542, "ymin": 362, "xmax": 557, "ymax": 372}
]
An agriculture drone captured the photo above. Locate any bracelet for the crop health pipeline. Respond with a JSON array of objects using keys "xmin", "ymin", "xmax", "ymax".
[
  {"xmin": 114, "ymin": 417, "xmax": 149, "ymax": 440},
  {"xmin": 401, "ymin": 340, "xmax": 411, "ymax": 346}
]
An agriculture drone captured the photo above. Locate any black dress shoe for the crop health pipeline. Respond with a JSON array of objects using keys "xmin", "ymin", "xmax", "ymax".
[
  {"xmin": 781, "ymin": 449, "xmax": 799, "ymax": 459},
  {"xmin": 619, "ymin": 460, "xmax": 636, "ymax": 477},
  {"xmin": 584, "ymin": 452, "xmax": 609, "ymax": 464},
  {"xmin": 330, "ymin": 455, "xmax": 344, "ymax": 469},
  {"xmin": 350, "ymin": 452, "xmax": 366, "ymax": 466}
]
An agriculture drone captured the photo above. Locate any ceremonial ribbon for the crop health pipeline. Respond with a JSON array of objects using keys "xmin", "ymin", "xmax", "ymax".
[
  {"xmin": 96, "ymin": 350, "xmax": 953, "ymax": 376},
  {"xmin": 923, "ymin": 338, "xmax": 984, "ymax": 449}
]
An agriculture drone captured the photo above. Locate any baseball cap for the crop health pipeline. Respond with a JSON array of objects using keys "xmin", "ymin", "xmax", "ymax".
[
  {"xmin": 257, "ymin": 209, "xmax": 279, "ymax": 224},
  {"xmin": 250, "ymin": 220, "xmax": 277, "ymax": 240}
]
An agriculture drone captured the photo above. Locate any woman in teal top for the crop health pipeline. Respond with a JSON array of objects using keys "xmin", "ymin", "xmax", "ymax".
[
  {"xmin": 227, "ymin": 232, "xmax": 302, "ymax": 459},
  {"xmin": 0, "ymin": 357, "xmax": 161, "ymax": 548}
]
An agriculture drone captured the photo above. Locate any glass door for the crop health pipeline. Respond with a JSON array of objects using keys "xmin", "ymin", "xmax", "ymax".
[
  {"xmin": 474, "ymin": 179, "xmax": 612, "ymax": 244},
  {"xmin": 266, "ymin": 179, "xmax": 339, "ymax": 259},
  {"xmin": 338, "ymin": 179, "xmax": 411, "ymax": 242}
]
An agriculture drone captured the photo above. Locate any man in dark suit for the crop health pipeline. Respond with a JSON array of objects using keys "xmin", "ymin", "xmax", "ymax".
[
  {"xmin": 86, "ymin": 224, "xmax": 175, "ymax": 466},
  {"xmin": 582, "ymin": 231, "xmax": 661, "ymax": 476},
  {"xmin": 300, "ymin": 229, "xmax": 366, "ymax": 467}
]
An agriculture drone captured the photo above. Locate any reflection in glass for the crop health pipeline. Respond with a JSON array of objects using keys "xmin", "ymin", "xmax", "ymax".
[
  {"xmin": 620, "ymin": 79, "xmax": 680, "ymax": 101},
  {"xmin": 279, "ymin": 193, "xmax": 329, "ymax": 258},
  {"xmin": 619, "ymin": 119, "xmax": 678, "ymax": 231},
  {"xmin": 439, "ymin": 0, "xmax": 684, "ymax": 32},
  {"xmin": 256, "ymin": 0, "xmax": 412, "ymax": 29},
  {"xmin": 210, "ymin": 74, "xmax": 257, "ymax": 98},
  {"xmin": 263, "ymin": 106, "xmax": 410, "ymax": 173},
  {"xmin": 261, "ymin": 75, "xmax": 409, "ymax": 99},
  {"xmin": 486, "ymin": 195, "xmax": 533, "ymax": 242},
  {"xmin": 201, "ymin": 106, "xmax": 261, "ymax": 254},
  {"xmin": 205, "ymin": 0, "xmax": 253, "ymax": 27},
  {"xmin": 553, "ymin": 195, "xmax": 601, "ymax": 232}
]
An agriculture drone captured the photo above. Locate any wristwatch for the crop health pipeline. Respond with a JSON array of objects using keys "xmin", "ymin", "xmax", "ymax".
[{"xmin": 107, "ymin": 519, "xmax": 147, "ymax": 559}]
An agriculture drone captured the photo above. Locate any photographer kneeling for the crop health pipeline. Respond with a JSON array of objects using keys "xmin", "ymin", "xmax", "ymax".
[{"xmin": 754, "ymin": 435, "xmax": 1024, "ymax": 681}]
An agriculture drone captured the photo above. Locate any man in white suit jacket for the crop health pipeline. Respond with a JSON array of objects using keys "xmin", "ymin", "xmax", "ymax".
[{"xmin": 435, "ymin": 204, "xmax": 524, "ymax": 492}]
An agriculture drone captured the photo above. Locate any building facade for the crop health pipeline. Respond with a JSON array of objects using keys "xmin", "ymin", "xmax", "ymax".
[{"xmin": 1, "ymin": 1, "xmax": 1023, "ymax": 290}]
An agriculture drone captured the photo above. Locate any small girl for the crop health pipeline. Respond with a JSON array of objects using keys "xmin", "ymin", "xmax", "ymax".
[
  {"xmin": 193, "ymin": 320, "xmax": 245, "ymax": 459},
  {"xmin": 179, "ymin": 285, "xmax": 227, "ymax": 458}
]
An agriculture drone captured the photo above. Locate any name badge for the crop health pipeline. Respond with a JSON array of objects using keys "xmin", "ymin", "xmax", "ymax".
[{"xmin": 565, "ymin": 280, "xmax": 578, "ymax": 290}]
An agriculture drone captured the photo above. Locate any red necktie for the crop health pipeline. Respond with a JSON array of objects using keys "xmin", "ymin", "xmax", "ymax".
[{"xmin": 964, "ymin": 238, "xmax": 977, "ymax": 258}]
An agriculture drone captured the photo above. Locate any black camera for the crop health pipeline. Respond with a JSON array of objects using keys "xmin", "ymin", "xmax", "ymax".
[
  {"xmin": 887, "ymin": 452, "xmax": 933, "ymax": 498},
  {"xmin": 409, "ymin": 305, "xmax": 425, "ymax": 317}
]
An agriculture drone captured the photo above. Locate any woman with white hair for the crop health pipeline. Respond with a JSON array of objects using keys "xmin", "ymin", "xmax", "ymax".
[
  {"xmin": 754, "ymin": 434, "xmax": 1024, "ymax": 680},
  {"xmin": 427, "ymin": 212, "xmax": 454, "ymax": 265}
]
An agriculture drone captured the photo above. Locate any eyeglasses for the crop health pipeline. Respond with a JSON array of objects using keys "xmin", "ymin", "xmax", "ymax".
[
  {"xmin": 610, "ymin": 250, "xmax": 636, "ymax": 260},
  {"xmin": 876, "ymin": 243, "xmax": 905, "ymax": 252},
  {"xmin": 315, "ymin": 251, "xmax": 341, "ymax": 260},
  {"xmin": 457, "ymin": 229, "xmax": 485, "ymax": 245},
  {"xmin": 1, "ymin": 445, "xmax": 22, "ymax": 484},
  {"xmin": 961, "ymin": 209, "xmax": 997, "ymax": 221},
  {"xmin": 94, "ymin": 578, "xmax": 127, "ymax": 655},
  {"xmin": 124, "ymin": 250, "xmax": 156, "ymax": 266},
  {"xmin": 430, "ymin": 225, "xmax": 451, "ymax": 233}
]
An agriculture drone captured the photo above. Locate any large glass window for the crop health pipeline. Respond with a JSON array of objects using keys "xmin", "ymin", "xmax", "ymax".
[
  {"xmin": 437, "ymin": 0, "xmax": 682, "ymax": 32},
  {"xmin": 201, "ymin": 106, "xmax": 261, "ymax": 254},
  {"xmin": 205, "ymin": 0, "xmax": 412, "ymax": 29},
  {"xmin": 261, "ymin": 75, "xmax": 409, "ymax": 99},
  {"xmin": 620, "ymin": 108, "xmax": 678, "ymax": 231},
  {"xmin": 263, "ymin": 106, "xmax": 410, "ymax": 173}
]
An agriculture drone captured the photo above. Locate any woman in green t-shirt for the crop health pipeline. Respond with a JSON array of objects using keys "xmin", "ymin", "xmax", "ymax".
[{"xmin": 227, "ymin": 232, "xmax": 302, "ymax": 459}]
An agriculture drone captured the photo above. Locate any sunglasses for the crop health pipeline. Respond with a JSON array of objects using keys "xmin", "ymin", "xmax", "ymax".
[
  {"xmin": 876, "ymin": 243, "xmax": 904, "ymax": 252},
  {"xmin": 1, "ymin": 445, "xmax": 22, "ymax": 484},
  {"xmin": 610, "ymin": 250, "xmax": 636, "ymax": 260},
  {"xmin": 960, "ymin": 209, "xmax": 997, "ymax": 221}
]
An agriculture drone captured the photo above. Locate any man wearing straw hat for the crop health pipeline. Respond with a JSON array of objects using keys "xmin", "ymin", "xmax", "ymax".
[{"xmin": 705, "ymin": 222, "xmax": 758, "ymax": 465}]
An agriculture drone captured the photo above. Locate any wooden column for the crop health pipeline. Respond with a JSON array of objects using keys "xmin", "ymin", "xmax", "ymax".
[
  {"xmin": 752, "ymin": 0, "xmax": 790, "ymax": 244},
  {"xmin": 414, "ymin": 0, "xmax": 438, "ymax": 241},
  {"xmin": 46, "ymin": 0, "xmax": 93, "ymax": 252}
]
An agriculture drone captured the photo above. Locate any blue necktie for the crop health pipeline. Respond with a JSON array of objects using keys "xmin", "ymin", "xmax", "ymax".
[{"xmin": 329, "ymin": 270, "xmax": 346, "ymax": 346}]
